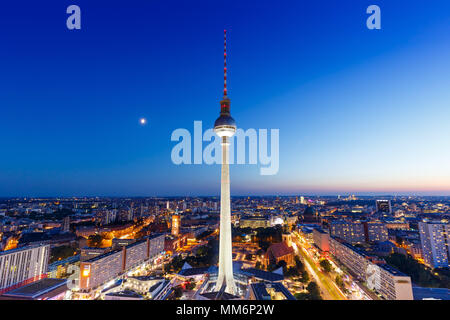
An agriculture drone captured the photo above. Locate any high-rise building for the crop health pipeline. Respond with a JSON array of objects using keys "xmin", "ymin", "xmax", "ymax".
[
  {"xmin": 104, "ymin": 209, "xmax": 117, "ymax": 225},
  {"xmin": 376, "ymin": 200, "xmax": 392, "ymax": 214},
  {"xmin": 214, "ymin": 30, "xmax": 237, "ymax": 295},
  {"xmin": 139, "ymin": 204, "xmax": 144, "ymax": 218},
  {"xmin": 300, "ymin": 196, "xmax": 305, "ymax": 205},
  {"xmin": 128, "ymin": 205, "xmax": 134, "ymax": 221},
  {"xmin": 172, "ymin": 214, "xmax": 181, "ymax": 237},
  {"xmin": 0, "ymin": 244, "xmax": 50, "ymax": 294},
  {"xmin": 419, "ymin": 221, "xmax": 450, "ymax": 268},
  {"xmin": 62, "ymin": 216, "xmax": 70, "ymax": 233}
]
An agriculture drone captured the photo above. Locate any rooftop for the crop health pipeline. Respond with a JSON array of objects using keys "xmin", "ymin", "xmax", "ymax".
[
  {"xmin": 0, "ymin": 243, "xmax": 48, "ymax": 257},
  {"xmin": 238, "ymin": 268, "xmax": 284, "ymax": 282},
  {"xmin": 266, "ymin": 242, "xmax": 294, "ymax": 259},
  {"xmin": 1, "ymin": 278, "xmax": 67, "ymax": 299},
  {"xmin": 250, "ymin": 282, "xmax": 296, "ymax": 300},
  {"xmin": 105, "ymin": 290, "xmax": 143, "ymax": 298}
]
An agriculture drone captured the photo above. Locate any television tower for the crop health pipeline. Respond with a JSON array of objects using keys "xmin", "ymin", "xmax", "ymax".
[{"xmin": 214, "ymin": 30, "xmax": 237, "ymax": 295}]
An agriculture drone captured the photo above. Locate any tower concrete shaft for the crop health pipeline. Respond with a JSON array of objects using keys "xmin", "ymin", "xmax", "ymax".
[{"xmin": 215, "ymin": 135, "xmax": 236, "ymax": 294}]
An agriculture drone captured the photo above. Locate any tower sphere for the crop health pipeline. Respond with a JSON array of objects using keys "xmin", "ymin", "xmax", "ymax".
[{"xmin": 214, "ymin": 114, "xmax": 236, "ymax": 137}]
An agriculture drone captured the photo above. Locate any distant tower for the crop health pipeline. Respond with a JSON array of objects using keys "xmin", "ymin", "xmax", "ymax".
[
  {"xmin": 214, "ymin": 30, "xmax": 237, "ymax": 295},
  {"xmin": 128, "ymin": 203, "xmax": 134, "ymax": 221},
  {"xmin": 62, "ymin": 216, "xmax": 70, "ymax": 233},
  {"xmin": 172, "ymin": 209, "xmax": 181, "ymax": 237}
]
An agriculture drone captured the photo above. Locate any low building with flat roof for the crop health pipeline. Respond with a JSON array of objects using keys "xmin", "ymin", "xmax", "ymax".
[
  {"xmin": 0, "ymin": 278, "xmax": 67, "ymax": 300},
  {"xmin": 248, "ymin": 282, "xmax": 295, "ymax": 300}
]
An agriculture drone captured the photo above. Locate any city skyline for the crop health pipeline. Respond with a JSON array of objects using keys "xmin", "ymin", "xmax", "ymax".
[
  {"xmin": 1, "ymin": 1, "xmax": 450, "ymax": 305},
  {"xmin": 1, "ymin": 1, "xmax": 450, "ymax": 197}
]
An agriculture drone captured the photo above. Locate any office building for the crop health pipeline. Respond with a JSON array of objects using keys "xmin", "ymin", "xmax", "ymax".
[
  {"xmin": 62, "ymin": 216, "xmax": 70, "ymax": 233},
  {"xmin": 79, "ymin": 234, "xmax": 165, "ymax": 292},
  {"xmin": 419, "ymin": 221, "xmax": 450, "ymax": 268},
  {"xmin": 330, "ymin": 220, "xmax": 365, "ymax": 244},
  {"xmin": 239, "ymin": 216, "xmax": 271, "ymax": 229},
  {"xmin": 0, "ymin": 244, "xmax": 50, "ymax": 294},
  {"xmin": 364, "ymin": 221, "xmax": 389, "ymax": 243},
  {"xmin": 172, "ymin": 214, "xmax": 181, "ymax": 236},
  {"xmin": 313, "ymin": 227, "xmax": 330, "ymax": 252},
  {"xmin": 376, "ymin": 200, "xmax": 392, "ymax": 214}
]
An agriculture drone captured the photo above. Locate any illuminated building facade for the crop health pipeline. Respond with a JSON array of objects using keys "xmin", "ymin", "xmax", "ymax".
[
  {"xmin": 329, "ymin": 237, "xmax": 413, "ymax": 300},
  {"xmin": 79, "ymin": 234, "xmax": 165, "ymax": 292},
  {"xmin": 313, "ymin": 227, "xmax": 330, "ymax": 252},
  {"xmin": 330, "ymin": 220, "xmax": 365, "ymax": 244},
  {"xmin": 419, "ymin": 221, "xmax": 450, "ymax": 268},
  {"xmin": 239, "ymin": 216, "xmax": 270, "ymax": 229},
  {"xmin": 0, "ymin": 244, "xmax": 50, "ymax": 294},
  {"xmin": 172, "ymin": 214, "xmax": 180, "ymax": 236},
  {"xmin": 364, "ymin": 221, "xmax": 389, "ymax": 243},
  {"xmin": 376, "ymin": 200, "xmax": 392, "ymax": 214}
]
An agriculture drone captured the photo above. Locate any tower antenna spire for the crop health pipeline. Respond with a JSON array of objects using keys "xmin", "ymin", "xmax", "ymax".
[
  {"xmin": 223, "ymin": 29, "xmax": 227, "ymax": 98},
  {"xmin": 214, "ymin": 29, "xmax": 237, "ymax": 295}
]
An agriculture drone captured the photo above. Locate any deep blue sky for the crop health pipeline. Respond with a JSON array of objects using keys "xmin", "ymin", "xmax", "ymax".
[{"xmin": 1, "ymin": 0, "xmax": 450, "ymax": 197}]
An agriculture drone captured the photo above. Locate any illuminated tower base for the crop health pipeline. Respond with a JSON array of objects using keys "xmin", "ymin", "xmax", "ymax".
[{"xmin": 215, "ymin": 136, "xmax": 236, "ymax": 295}]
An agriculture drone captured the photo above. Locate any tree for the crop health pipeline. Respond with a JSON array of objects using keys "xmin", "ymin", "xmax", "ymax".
[
  {"xmin": 295, "ymin": 256, "xmax": 305, "ymax": 272},
  {"xmin": 300, "ymin": 270, "xmax": 310, "ymax": 283},
  {"xmin": 284, "ymin": 267, "xmax": 300, "ymax": 278},
  {"xmin": 319, "ymin": 259, "xmax": 333, "ymax": 273},
  {"xmin": 87, "ymin": 234, "xmax": 103, "ymax": 247},
  {"xmin": 294, "ymin": 292, "xmax": 309, "ymax": 300},
  {"xmin": 172, "ymin": 286, "xmax": 183, "ymax": 299},
  {"xmin": 49, "ymin": 245, "xmax": 78, "ymax": 263},
  {"xmin": 306, "ymin": 281, "xmax": 322, "ymax": 300},
  {"xmin": 385, "ymin": 253, "xmax": 450, "ymax": 289},
  {"xmin": 335, "ymin": 274, "xmax": 346, "ymax": 292}
]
